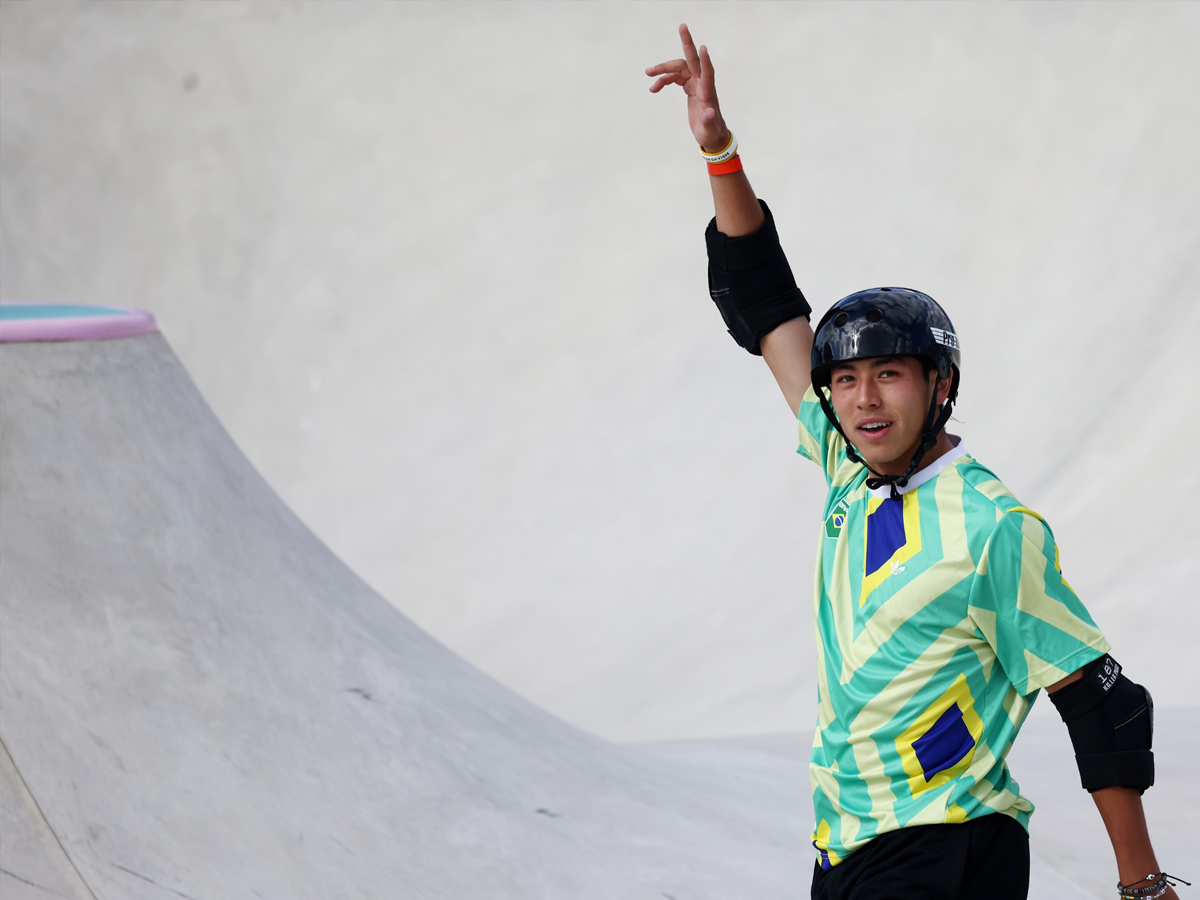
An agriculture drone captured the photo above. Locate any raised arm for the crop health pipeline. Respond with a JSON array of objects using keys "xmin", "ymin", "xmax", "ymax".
[{"xmin": 647, "ymin": 24, "xmax": 815, "ymax": 417}]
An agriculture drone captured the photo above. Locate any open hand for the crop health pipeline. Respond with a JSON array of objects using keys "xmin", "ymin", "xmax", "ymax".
[{"xmin": 646, "ymin": 24, "xmax": 731, "ymax": 154}]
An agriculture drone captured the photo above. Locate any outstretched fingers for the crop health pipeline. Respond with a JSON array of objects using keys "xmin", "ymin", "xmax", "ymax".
[
  {"xmin": 698, "ymin": 43, "xmax": 715, "ymax": 84},
  {"xmin": 645, "ymin": 59, "xmax": 690, "ymax": 93},
  {"xmin": 696, "ymin": 44, "xmax": 720, "ymax": 128},
  {"xmin": 648, "ymin": 72, "xmax": 687, "ymax": 93},
  {"xmin": 679, "ymin": 23, "xmax": 702, "ymax": 78},
  {"xmin": 647, "ymin": 25, "xmax": 707, "ymax": 95},
  {"xmin": 645, "ymin": 59, "xmax": 687, "ymax": 76}
]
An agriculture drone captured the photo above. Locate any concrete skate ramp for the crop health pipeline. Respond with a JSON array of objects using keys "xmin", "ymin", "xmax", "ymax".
[
  {"xmin": 0, "ymin": 333, "xmax": 807, "ymax": 898},
  {"xmin": 4, "ymin": 331, "xmax": 1194, "ymax": 900},
  {"xmin": 4, "ymin": 2, "xmax": 1199, "ymax": 743},
  {"xmin": 3, "ymin": 5, "xmax": 1199, "ymax": 894},
  {"xmin": 1, "ymin": 739, "xmax": 93, "ymax": 900},
  {"xmin": 10, "ymin": 336, "xmax": 1190, "ymax": 900}
]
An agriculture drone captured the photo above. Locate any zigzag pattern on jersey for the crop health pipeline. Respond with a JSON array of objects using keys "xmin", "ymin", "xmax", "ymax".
[
  {"xmin": 813, "ymin": 463, "xmax": 1000, "ymax": 858},
  {"xmin": 819, "ymin": 469, "xmax": 979, "ymax": 687},
  {"xmin": 797, "ymin": 384, "xmax": 1107, "ymax": 866},
  {"xmin": 810, "ymin": 463, "xmax": 1085, "ymax": 850}
]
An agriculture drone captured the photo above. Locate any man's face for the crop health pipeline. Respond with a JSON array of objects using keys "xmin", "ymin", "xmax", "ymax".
[{"xmin": 828, "ymin": 356, "xmax": 951, "ymax": 476}]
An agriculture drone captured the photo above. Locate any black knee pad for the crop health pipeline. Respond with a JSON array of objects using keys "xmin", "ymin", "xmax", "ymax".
[
  {"xmin": 705, "ymin": 200, "xmax": 811, "ymax": 356},
  {"xmin": 1048, "ymin": 654, "xmax": 1154, "ymax": 794}
]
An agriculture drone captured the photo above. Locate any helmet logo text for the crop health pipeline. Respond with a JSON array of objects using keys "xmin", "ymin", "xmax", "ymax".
[{"xmin": 930, "ymin": 327, "xmax": 959, "ymax": 350}]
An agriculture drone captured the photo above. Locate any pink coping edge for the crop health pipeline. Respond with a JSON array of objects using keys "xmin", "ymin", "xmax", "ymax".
[{"xmin": 0, "ymin": 303, "xmax": 159, "ymax": 343}]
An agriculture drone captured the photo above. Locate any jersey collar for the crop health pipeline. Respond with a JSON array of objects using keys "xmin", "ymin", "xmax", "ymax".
[{"xmin": 867, "ymin": 435, "xmax": 967, "ymax": 499}]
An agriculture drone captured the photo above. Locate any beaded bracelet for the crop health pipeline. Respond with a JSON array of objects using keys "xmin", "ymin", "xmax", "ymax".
[{"xmin": 1118, "ymin": 872, "xmax": 1191, "ymax": 900}]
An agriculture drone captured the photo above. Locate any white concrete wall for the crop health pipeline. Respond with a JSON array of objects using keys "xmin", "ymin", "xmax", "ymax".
[{"xmin": 4, "ymin": 0, "xmax": 1198, "ymax": 741}]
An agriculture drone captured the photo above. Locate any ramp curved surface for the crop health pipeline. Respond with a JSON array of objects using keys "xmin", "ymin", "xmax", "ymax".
[
  {"xmin": 3, "ymin": 2, "xmax": 1198, "ymax": 742},
  {"xmin": 0, "ymin": 333, "xmax": 807, "ymax": 899},
  {"xmin": 1, "ymin": 738, "xmax": 95, "ymax": 900}
]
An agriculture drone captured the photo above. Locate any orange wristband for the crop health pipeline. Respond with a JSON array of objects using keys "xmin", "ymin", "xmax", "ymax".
[{"xmin": 707, "ymin": 154, "xmax": 744, "ymax": 176}]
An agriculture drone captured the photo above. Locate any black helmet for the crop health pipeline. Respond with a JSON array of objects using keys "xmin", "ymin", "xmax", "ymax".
[
  {"xmin": 810, "ymin": 287, "xmax": 961, "ymax": 496},
  {"xmin": 811, "ymin": 287, "xmax": 960, "ymax": 391}
]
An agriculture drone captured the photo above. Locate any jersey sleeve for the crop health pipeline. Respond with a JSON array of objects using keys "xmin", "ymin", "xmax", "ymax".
[
  {"xmin": 796, "ymin": 384, "xmax": 861, "ymax": 487},
  {"xmin": 968, "ymin": 509, "xmax": 1110, "ymax": 696}
]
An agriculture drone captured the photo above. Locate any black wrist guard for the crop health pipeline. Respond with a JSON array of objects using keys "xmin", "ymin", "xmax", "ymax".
[
  {"xmin": 1048, "ymin": 654, "xmax": 1154, "ymax": 794},
  {"xmin": 705, "ymin": 199, "xmax": 811, "ymax": 356}
]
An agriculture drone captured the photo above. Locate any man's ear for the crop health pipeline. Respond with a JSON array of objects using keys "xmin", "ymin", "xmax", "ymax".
[{"xmin": 935, "ymin": 374, "xmax": 953, "ymax": 406}]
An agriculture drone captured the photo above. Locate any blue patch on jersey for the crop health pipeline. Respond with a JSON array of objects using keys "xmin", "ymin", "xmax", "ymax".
[
  {"xmin": 912, "ymin": 703, "xmax": 975, "ymax": 782},
  {"xmin": 865, "ymin": 496, "xmax": 906, "ymax": 575}
]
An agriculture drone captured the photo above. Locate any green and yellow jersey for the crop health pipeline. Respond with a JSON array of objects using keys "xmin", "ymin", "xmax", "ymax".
[{"xmin": 795, "ymin": 385, "xmax": 1109, "ymax": 869}]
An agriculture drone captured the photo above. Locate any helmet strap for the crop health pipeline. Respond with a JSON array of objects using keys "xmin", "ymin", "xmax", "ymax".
[{"xmin": 816, "ymin": 387, "xmax": 863, "ymax": 465}]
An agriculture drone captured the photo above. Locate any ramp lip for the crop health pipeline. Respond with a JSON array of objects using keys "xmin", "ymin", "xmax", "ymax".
[{"xmin": 0, "ymin": 302, "xmax": 158, "ymax": 343}]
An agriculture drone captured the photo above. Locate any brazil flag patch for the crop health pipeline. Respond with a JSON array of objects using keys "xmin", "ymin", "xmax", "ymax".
[{"xmin": 825, "ymin": 498, "xmax": 850, "ymax": 539}]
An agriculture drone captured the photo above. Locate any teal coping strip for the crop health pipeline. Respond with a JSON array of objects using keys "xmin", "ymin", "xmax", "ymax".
[{"xmin": 0, "ymin": 304, "xmax": 128, "ymax": 320}]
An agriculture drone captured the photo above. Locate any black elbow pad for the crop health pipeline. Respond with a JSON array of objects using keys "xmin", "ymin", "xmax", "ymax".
[
  {"xmin": 705, "ymin": 199, "xmax": 811, "ymax": 356},
  {"xmin": 1048, "ymin": 654, "xmax": 1154, "ymax": 794}
]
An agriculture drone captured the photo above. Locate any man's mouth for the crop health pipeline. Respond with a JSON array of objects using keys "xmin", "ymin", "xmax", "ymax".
[{"xmin": 856, "ymin": 420, "xmax": 893, "ymax": 440}]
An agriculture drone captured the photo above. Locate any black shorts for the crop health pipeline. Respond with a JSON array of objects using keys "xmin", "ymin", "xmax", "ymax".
[{"xmin": 810, "ymin": 813, "xmax": 1030, "ymax": 900}]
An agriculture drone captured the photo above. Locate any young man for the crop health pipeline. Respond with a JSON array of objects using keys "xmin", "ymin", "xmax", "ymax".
[{"xmin": 648, "ymin": 25, "xmax": 1183, "ymax": 900}]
